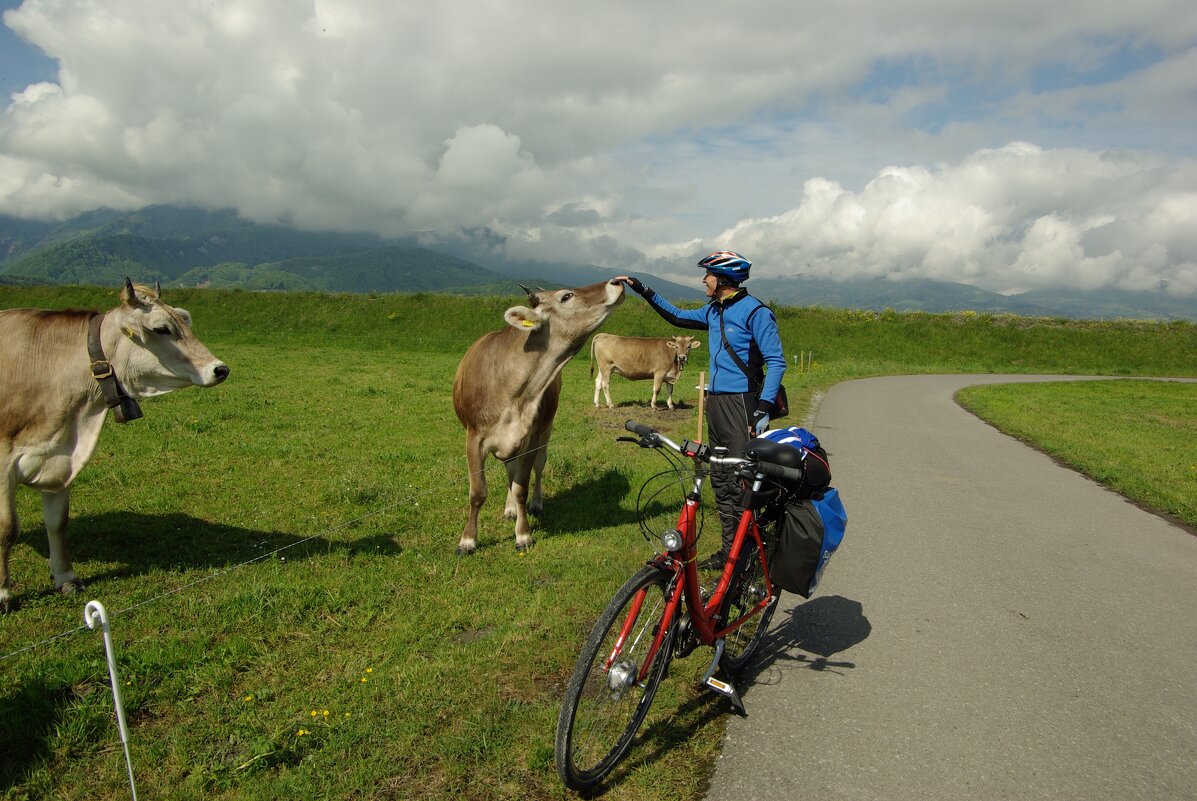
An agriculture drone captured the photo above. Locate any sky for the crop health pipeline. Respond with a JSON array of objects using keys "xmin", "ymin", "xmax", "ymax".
[{"xmin": 2, "ymin": 0, "xmax": 1196, "ymax": 297}]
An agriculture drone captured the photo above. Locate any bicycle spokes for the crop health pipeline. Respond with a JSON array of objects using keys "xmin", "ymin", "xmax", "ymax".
[{"xmin": 555, "ymin": 568, "xmax": 675, "ymax": 791}]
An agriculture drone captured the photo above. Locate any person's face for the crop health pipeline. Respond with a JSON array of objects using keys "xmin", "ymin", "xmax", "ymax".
[{"xmin": 702, "ymin": 271, "xmax": 719, "ymax": 297}]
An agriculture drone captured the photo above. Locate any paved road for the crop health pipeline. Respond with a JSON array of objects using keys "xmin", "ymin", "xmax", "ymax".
[{"xmin": 704, "ymin": 375, "xmax": 1197, "ymax": 801}]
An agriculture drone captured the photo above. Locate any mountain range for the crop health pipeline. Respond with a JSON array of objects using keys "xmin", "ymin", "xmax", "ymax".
[{"xmin": 0, "ymin": 204, "xmax": 1192, "ymax": 321}]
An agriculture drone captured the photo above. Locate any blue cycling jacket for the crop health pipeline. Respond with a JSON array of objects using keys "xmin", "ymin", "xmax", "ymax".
[{"xmin": 640, "ymin": 287, "xmax": 787, "ymax": 408}]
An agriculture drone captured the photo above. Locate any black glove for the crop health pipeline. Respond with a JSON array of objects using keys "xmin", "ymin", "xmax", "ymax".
[{"xmin": 620, "ymin": 276, "xmax": 647, "ymax": 295}]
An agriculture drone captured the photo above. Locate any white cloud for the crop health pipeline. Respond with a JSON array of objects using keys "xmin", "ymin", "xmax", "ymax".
[
  {"xmin": 1, "ymin": 0, "xmax": 1196, "ymax": 295},
  {"xmin": 714, "ymin": 144, "xmax": 1197, "ymax": 295}
]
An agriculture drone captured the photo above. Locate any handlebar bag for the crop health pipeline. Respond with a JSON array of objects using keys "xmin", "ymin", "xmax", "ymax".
[
  {"xmin": 769, "ymin": 488, "xmax": 847, "ymax": 598},
  {"xmin": 752, "ymin": 426, "xmax": 831, "ymax": 498}
]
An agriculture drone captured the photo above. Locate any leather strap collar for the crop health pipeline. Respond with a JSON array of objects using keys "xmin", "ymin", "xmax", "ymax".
[{"xmin": 87, "ymin": 313, "xmax": 142, "ymax": 423}]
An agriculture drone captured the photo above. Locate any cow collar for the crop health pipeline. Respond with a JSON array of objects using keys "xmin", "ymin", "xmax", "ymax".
[{"xmin": 87, "ymin": 313, "xmax": 143, "ymax": 423}]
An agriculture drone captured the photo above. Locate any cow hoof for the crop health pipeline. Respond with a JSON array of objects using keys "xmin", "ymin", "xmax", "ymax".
[
  {"xmin": 0, "ymin": 596, "xmax": 17, "ymax": 614},
  {"xmin": 515, "ymin": 543, "xmax": 532, "ymax": 553},
  {"xmin": 456, "ymin": 545, "xmax": 476, "ymax": 556},
  {"xmin": 59, "ymin": 580, "xmax": 85, "ymax": 596}
]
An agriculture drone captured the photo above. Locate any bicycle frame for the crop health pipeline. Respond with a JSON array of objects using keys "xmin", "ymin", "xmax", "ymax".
[
  {"xmin": 555, "ymin": 422, "xmax": 801, "ymax": 789},
  {"xmin": 628, "ymin": 465, "xmax": 777, "ymax": 683}
]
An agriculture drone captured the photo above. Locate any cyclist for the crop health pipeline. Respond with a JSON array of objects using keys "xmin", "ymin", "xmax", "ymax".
[{"xmin": 616, "ymin": 250, "xmax": 787, "ymax": 569}]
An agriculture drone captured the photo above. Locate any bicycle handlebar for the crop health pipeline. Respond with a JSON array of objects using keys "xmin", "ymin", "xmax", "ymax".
[
  {"xmin": 752, "ymin": 459, "xmax": 804, "ymax": 485},
  {"xmin": 623, "ymin": 419, "xmax": 804, "ymax": 484},
  {"xmin": 624, "ymin": 420, "xmax": 656, "ymax": 437}
]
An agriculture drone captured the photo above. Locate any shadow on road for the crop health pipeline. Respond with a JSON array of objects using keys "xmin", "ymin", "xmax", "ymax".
[{"xmin": 745, "ymin": 595, "xmax": 872, "ymax": 681}]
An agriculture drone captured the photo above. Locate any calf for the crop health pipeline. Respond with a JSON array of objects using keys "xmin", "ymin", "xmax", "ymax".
[
  {"xmin": 590, "ymin": 334, "xmax": 701, "ymax": 410},
  {"xmin": 0, "ymin": 280, "xmax": 228, "ymax": 611},
  {"xmin": 452, "ymin": 280, "xmax": 625, "ymax": 554}
]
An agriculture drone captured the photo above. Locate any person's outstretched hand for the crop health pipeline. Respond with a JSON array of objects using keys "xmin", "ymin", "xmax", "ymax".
[{"xmin": 614, "ymin": 275, "xmax": 644, "ymax": 293}]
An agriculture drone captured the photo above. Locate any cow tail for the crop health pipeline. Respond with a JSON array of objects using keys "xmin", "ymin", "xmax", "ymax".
[{"xmin": 589, "ymin": 337, "xmax": 595, "ymax": 376}]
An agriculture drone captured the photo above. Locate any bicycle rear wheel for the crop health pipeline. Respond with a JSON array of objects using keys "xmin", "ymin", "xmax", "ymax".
[
  {"xmin": 719, "ymin": 535, "xmax": 779, "ymax": 675},
  {"xmin": 555, "ymin": 565, "xmax": 676, "ymax": 791}
]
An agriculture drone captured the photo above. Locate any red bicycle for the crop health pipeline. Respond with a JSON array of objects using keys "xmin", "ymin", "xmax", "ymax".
[{"xmin": 554, "ymin": 419, "xmax": 807, "ymax": 791}]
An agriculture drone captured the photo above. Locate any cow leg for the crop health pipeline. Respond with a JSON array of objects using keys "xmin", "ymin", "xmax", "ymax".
[
  {"xmin": 666, "ymin": 380, "xmax": 676, "ymax": 410},
  {"xmin": 593, "ymin": 372, "xmax": 602, "ymax": 408},
  {"xmin": 601, "ymin": 367, "xmax": 614, "ymax": 409},
  {"xmin": 42, "ymin": 489, "xmax": 82, "ymax": 594},
  {"xmin": 503, "ymin": 453, "xmax": 536, "ymax": 551},
  {"xmin": 650, "ymin": 376, "xmax": 662, "ymax": 410},
  {"xmin": 458, "ymin": 432, "xmax": 488, "ymax": 556},
  {"xmin": 0, "ymin": 475, "xmax": 18, "ymax": 612},
  {"xmin": 529, "ymin": 430, "xmax": 549, "ymax": 517}
]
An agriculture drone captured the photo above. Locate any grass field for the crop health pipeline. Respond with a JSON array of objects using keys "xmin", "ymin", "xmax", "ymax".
[{"xmin": 1, "ymin": 285, "xmax": 1194, "ymax": 800}]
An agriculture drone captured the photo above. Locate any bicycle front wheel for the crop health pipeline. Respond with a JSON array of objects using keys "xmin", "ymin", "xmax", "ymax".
[
  {"xmin": 555, "ymin": 565, "xmax": 676, "ymax": 791},
  {"xmin": 719, "ymin": 536, "xmax": 779, "ymax": 675}
]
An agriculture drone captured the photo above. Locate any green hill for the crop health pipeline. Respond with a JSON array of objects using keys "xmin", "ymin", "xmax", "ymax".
[
  {"xmin": 176, "ymin": 247, "xmax": 509, "ymax": 293},
  {"xmin": 2, "ymin": 205, "xmax": 1193, "ymax": 320}
]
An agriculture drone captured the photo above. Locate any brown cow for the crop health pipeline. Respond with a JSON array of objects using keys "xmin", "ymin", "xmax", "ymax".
[
  {"xmin": 0, "ymin": 280, "xmax": 228, "ymax": 611},
  {"xmin": 452, "ymin": 280, "xmax": 625, "ymax": 554},
  {"xmin": 590, "ymin": 334, "xmax": 702, "ymax": 410}
]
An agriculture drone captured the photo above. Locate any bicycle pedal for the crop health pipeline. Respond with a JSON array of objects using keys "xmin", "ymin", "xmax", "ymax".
[
  {"xmin": 699, "ymin": 639, "xmax": 747, "ymax": 715},
  {"xmin": 702, "ymin": 675, "xmax": 746, "ymax": 716}
]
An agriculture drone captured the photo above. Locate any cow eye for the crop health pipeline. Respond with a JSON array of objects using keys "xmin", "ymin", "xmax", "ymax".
[
  {"xmin": 560, "ymin": 292, "xmax": 574, "ymax": 302},
  {"xmin": 152, "ymin": 325, "xmax": 172, "ymax": 336}
]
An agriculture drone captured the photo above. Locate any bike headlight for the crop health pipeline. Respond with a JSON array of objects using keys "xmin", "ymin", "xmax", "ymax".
[{"xmin": 660, "ymin": 529, "xmax": 683, "ymax": 552}]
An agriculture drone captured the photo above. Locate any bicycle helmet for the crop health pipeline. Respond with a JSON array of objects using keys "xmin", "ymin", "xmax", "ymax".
[{"xmin": 697, "ymin": 250, "xmax": 751, "ymax": 284}]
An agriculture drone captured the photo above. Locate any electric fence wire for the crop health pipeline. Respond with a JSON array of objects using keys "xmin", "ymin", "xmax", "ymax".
[{"xmin": 0, "ymin": 421, "xmax": 614, "ymax": 664}]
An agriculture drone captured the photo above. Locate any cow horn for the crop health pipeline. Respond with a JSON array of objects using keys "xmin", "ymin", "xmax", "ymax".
[
  {"xmin": 518, "ymin": 283, "xmax": 540, "ymax": 307},
  {"xmin": 124, "ymin": 276, "xmax": 136, "ymax": 303},
  {"xmin": 155, "ymin": 280, "xmax": 161, "ymax": 298}
]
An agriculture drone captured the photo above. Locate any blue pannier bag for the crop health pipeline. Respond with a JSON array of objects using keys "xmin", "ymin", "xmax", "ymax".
[{"xmin": 753, "ymin": 427, "xmax": 847, "ymax": 598}]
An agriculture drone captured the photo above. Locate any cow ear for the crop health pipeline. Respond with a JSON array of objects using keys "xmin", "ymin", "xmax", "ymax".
[
  {"xmin": 692, "ymin": 340, "xmax": 702, "ymax": 349},
  {"xmin": 174, "ymin": 307, "xmax": 193, "ymax": 326},
  {"xmin": 667, "ymin": 340, "xmax": 678, "ymax": 350},
  {"xmin": 504, "ymin": 306, "xmax": 544, "ymax": 332},
  {"xmin": 121, "ymin": 278, "xmax": 151, "ymax": 309}
]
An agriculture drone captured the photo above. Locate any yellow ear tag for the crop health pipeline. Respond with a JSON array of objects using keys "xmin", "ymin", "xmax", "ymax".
[
  {"xmin": 520, "ymin": 320, "xmax": 535, "ymax": 327},
  {"xmin": 121, "ymin": 326, "xmax": 135, "ymax": 338}
]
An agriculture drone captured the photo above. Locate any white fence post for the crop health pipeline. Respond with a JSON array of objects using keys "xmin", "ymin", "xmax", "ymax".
[{"xmin": 83, "ymin": 600, "xmax": 139, "ymax": 801}]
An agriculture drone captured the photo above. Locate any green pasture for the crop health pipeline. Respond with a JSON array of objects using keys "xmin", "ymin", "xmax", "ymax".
[{"xmin": 0, "ymin": 285, "xmax": 1194, "ymax": 801}]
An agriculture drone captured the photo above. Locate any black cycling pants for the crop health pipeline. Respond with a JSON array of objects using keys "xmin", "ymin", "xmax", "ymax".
[{"xmin": 706, "ymin": 391, "xmax": 755, "ymax": 553}]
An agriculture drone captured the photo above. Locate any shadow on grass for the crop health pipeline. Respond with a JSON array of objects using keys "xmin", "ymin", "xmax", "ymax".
[
  {"xmin": 534, "ymin": 469, "xmax": 645, "ymax": 538},
  {"xmin": 2, "ymin": 513, "xmax": 402, "ymax": 793},
  {"xmin": 602, "ymin": 398, "xmax": 695, "ymax": 411},
  {"xmin": 0, "ymin": 674, "xmax": 77, "ymax": 792},
  {"xmin": 17, "ymin": 511, "xmax": 402, "ymax": 603},
  {"xmin": 584, "ymin": 691, "xmax": 727, "ymax": 798}
]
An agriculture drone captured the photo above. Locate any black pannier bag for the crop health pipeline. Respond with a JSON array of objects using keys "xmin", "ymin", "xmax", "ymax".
[{"xmin": 747, "ymin": 428, "xmax": 847, "ymax": 598}]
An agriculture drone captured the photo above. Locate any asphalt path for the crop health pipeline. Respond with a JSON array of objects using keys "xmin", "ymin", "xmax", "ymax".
[{"xmin": 704, "ymin": 374, "xmax": 1197, "ymax": 801}]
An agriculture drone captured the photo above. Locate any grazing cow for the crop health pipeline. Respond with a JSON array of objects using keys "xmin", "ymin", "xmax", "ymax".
[
  {"xmin": 452, "ymin": 280, "xmax": 625, "ymax": 554},
  {"xmin": 0, "ymin": 280, "xmax": 229, "ymax": 611},
  {"xmin": 590, "ymin": 334, "xmax": 702, "ymax": 410}
]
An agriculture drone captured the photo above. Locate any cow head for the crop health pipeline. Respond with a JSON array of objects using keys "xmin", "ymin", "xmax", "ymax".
[
  {"xmin": 504, "ymin": 280, "xmax": 625, "ymax": 346},
  {"xmin": 110, "ymin": 279, "xmax": 229, "ymax": 397},
  {"xmin": 669, "ymin": 335, "xmax": 702, "ymax": 368}
]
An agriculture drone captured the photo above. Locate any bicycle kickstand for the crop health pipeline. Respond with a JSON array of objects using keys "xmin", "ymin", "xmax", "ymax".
[{"xmin": 701, "ymin": 639, "xmax": 746, "ymax": 716}]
